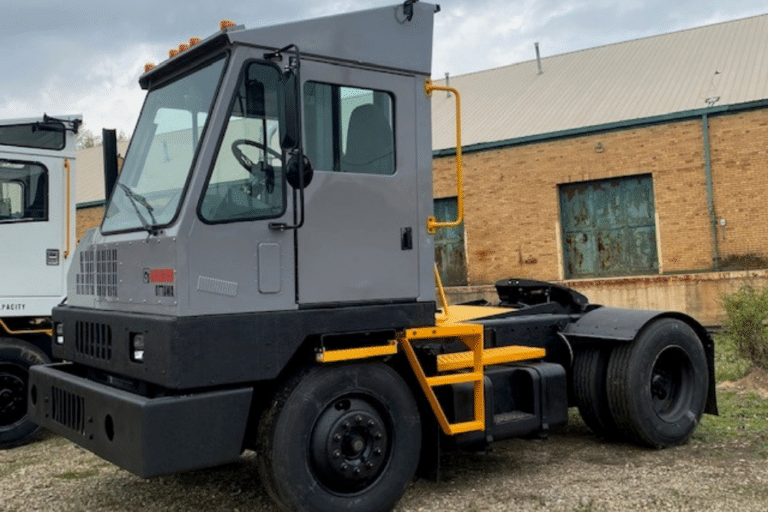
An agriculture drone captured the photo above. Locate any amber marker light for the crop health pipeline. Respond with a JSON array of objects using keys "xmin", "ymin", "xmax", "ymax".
[
  {"xmin": 179, "ymin": 43, "xmax": 189, "ymax": 52},
  {"xmin": 169, "ymin": 48, "xmax": 179, "ymax": 57},
  {"xmin": 144, "ymin": 63, "xmax": 156, "ymax": 73},
  {"xmin": 220, "ymin": 19, "xmax": 236, "ymax": 30},
  {"xmin": 189, "ymin": 37, "xmax": 201, "ymax": 46}
]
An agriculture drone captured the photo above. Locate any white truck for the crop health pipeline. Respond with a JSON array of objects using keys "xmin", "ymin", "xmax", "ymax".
[{"xmin": 0, "ymin": 114, "xmax": 79, "ymax": 447}]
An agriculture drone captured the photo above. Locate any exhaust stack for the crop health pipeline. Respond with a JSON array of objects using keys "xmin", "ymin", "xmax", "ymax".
[{"xmin": 535, "ymin": 42, "xmax": 543, "ymax": 74}]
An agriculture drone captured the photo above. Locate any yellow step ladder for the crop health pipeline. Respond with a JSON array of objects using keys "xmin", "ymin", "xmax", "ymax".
[{"xmin": 398, "ymin": 324, "xmax": 546, "ymax": 435}]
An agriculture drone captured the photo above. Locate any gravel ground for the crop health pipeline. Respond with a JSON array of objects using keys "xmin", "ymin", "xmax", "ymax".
[{"xmin": 2, "ymin": 411, "xmax": 767, "ymax": 512}]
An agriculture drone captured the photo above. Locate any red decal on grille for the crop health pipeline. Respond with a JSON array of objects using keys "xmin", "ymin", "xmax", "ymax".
[{"xmin": 149, "ymin": 269, "xmax": 175, "ymax": 283}]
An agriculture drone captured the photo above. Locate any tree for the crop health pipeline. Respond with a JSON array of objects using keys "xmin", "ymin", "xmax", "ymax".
[{"xmin": 76, "ymin": 124, "xmax": 101, "ymax": 149}]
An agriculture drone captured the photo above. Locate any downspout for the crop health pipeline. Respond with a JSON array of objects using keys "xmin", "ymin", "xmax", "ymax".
[{"xmin": 702, "ymin": 113, "xmax": 719, "ymax": 269}]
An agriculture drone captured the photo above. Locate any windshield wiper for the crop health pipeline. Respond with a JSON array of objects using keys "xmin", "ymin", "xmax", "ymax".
[{"xmin": 118, "ymin": 183, "xmax": 159, "ymax": 234}]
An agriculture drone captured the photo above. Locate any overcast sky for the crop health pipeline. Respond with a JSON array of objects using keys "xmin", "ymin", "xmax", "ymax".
[{"xmin": 1, "ymin": 0, "xmax": 765, "ymax": 139}]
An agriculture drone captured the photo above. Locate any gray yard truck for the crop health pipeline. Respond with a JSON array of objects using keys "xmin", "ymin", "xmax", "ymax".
[
  {"xmin": 28, "ymin": 3, "xmax": 717, "ymax": 512},
  {"xmin": 0, "ymin": 114, "xmax": 79, "ymax": 448}
]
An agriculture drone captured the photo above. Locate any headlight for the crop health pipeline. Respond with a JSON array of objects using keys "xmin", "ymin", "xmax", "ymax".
[
  {"xmin": 131, "ymin": 333, "xmax": 145, "ymax": 362},
  {"xmin": 55, "ymin": 323, "xmax": 64, "ymax": 345}
]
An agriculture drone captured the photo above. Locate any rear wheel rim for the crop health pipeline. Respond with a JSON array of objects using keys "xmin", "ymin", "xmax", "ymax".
[
  {"xmin": 0, "ymin": 365, "xmax": 27, "ymax": 428},
  {"xmin": 650, "ymin": 346, "xmax": 693, "ymax": 421}
]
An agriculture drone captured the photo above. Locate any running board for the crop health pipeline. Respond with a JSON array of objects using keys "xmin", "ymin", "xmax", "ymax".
[{"xmin": 437, "ymin": 345, "xmax": 545, "ymax": 372}]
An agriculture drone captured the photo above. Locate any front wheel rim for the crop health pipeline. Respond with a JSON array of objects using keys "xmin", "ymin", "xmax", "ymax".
[{"xmin": 310, "ymin": 396, "xmax": 391, "ymax": 494}]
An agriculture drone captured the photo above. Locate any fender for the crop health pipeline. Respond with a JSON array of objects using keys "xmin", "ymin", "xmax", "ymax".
[{"xmin": 563, "ymin": 306, "xmax": 718, "ymax": 415}]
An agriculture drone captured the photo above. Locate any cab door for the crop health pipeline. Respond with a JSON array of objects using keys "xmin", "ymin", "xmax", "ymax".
[
  {"xmin": 296, "ymin": 63, "xmax": 421, "ymax": 305},
  {"xmin": 186, "ymin": 58, "xmax": 297, "ymax": 315},
  {"xmin": 0, "ymin": 121, "xmax": 75, "ymax": 316}
]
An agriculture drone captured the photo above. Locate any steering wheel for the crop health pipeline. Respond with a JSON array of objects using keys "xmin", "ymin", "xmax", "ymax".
[
  {"xmin": 231, "ymin": 139, "xmax": 282, "ymax": 194},
  {"xmin": 232, "ymin": 139, "xmax": 282, "ymax": 168}
]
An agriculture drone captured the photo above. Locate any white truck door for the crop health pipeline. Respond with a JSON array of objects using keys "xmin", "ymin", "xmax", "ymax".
[{"xmin": 0, "ymin": 117, "xmax": 77, "ymax": 317}]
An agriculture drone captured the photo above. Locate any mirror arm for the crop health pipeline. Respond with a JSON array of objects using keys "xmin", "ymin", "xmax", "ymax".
[
  {"xmin": 270, "ymin": 151, "xmax": 306, "ymax": 231},
  {"xmin": 269, "ymin": 44, "xmax": 307, "ymax": 231}
]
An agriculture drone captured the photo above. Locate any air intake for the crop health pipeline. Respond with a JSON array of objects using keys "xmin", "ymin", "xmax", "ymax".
[
  {"xmin": 75, "ymin": 321, "xmax": 113, "ymax": 361},
  {"xmin": 51, "ymin": 386, "xmax": 85, "ymax": 435}
]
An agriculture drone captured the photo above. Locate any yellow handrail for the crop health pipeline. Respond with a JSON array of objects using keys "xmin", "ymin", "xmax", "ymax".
[
  {"xmin": 434, "ymin": 263, "xmax": 451, "ymax": 320},
  {"xmin": 425, "ymin": 79, "xmax": 464, "ymax": 234},
  {"xmin": 63, "ymin": 158, "xmax": 71, "ymax": 259},
  {"xmin": 0, "ymin": 318, "xmax": 52, "ymax": 337}
]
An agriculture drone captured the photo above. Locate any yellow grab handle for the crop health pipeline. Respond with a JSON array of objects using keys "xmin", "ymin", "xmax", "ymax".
[{"xmin": 425, "ymin": 79, "xmax": 464, "ymax": 234}]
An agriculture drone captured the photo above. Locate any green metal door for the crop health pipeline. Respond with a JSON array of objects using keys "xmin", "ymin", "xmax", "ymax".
[
  {"xmin": 434, "ymin": 197, "xmax": 467, "ymax": 286},
  {"xmin": 560, "ymin": 174, "xmax": 658, "ymax": 279}
]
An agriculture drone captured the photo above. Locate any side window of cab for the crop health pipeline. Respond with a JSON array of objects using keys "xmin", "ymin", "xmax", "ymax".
[
  {"xmin": 200, "ymin": 62, "xmax": 286, "ymax": 223},
  {"xmin": 0, "ymin": 160, "xmax": 48, "ymax": 222},
  {"xmin": 303, "ymin": 82, "xmax": 395, "ymax": 174}
]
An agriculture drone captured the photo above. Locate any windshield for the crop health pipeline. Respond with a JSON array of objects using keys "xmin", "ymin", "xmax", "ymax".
[{"xmin": 102, "ymin": 55, "xmax": 227, "ymax": 233}]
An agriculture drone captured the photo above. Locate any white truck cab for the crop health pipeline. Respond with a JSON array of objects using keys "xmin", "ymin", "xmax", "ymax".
[{"xmin": 0, "ymin": 114, "xmax": 79, "ymax": 447}]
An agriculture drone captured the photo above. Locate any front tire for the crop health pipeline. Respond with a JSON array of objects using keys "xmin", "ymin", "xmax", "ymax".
[
  {"xmin": 257, "ymin": 362, "xmax": 421, "ymax": 512},
  {"xmin": 0, "ymin": 338, "xmax": 51, "ymax": 448},
  {"xmin": 606, "ymin": 318, "xmax": 708, "ymax": 448}
]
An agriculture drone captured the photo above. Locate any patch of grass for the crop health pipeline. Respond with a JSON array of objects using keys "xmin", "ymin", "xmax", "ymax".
[
  {"xmin": 521, "ymin": 494, "xmax": 547, "ymax": 508},
  {"xmin": 40, "ymin": 435, "xmax": 70, "ymax": 447},
  {"xmin": 0, "ymin": 459, "xmax": 37, "ymax": 479},
  {"xmin": 694, "ymin": 390, "xmax": 768, "ymax": 452},
  {"xmin": 733, "ymin": 483, "xmax": 768, "ymax": 500},
  {"xmin": 714, "ymin": 334, "xmax": 752, "ymax": 382},
  {"xmin": 572, "ymin": 499, "xmax": 597, "ymax": 512},
  {"xmin": 54, "ymin": 469, "xmax": 99, "ymax": 480},
  {"xmin": 693, "ymin": 334, "xmax": 768, "ymax": 457}
]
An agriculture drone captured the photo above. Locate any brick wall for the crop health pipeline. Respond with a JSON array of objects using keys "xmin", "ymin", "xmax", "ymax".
[
  {"xmin": 433, "ymin": 108, "xmax": 768, "ymax": 285},
  {"xmin": 76, "ymin": 206, "xmax": 104, "ymax": 241},
  {"xmin": 709, "ymin": 109, "xmax": 768, "ymax": 261}
]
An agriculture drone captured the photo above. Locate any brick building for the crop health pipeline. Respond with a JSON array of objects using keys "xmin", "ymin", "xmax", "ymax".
[
  {"xmin": 430, "ymin": 14, "xmax": 768, "ymax": 323},
  {"xmin": 74, "ymin": 141, "xmax": 128, "ymax": 240}
]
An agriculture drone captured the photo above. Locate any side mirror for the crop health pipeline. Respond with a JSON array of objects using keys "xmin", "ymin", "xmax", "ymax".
[
  {"xmin": 280, "ymin": 70, "xmax": 300, "ymax": 151},
  {"xmin": 286, "ymin": 154, "xmax": 313, "ymax": 189}
]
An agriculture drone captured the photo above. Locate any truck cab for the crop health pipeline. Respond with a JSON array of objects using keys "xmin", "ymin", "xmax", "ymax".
[{"xmin": 0, "ymin": 114, "xmax": 79, "ymax": 447}]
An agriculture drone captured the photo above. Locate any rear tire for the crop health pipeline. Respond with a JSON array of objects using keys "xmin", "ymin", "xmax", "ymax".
[
  {"xmin": 606, "ymin": 318, "xmax": 708, "ymax": 448},
  {"xmin": 257, "ymin": 362, "xmax": 421, "ymax": 512},
  {"xmin": 572, "ymin": 347, "xmax": 623, "ymax": 440},
  {"xmin": 0, "ymin": 338, "xmax": 51, "ymax": 448}
]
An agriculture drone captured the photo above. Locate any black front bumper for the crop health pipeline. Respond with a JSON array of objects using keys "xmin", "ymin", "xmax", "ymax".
[
  {"xmin": 28, "ymin": 363, "xmax": 252, "ymax": 478},
  {"xmin": 53, "ymin": 301, "xmax": 435, "ymax": 390}
]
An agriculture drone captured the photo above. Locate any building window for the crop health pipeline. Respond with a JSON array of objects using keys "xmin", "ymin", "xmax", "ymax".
[
  {"xmin": 559, "ymin": 174, "xmax": 658, "ymax": 279},
  {"xmin": 303, "ymin": 82, "xmax": 395, "ymax": 175}
]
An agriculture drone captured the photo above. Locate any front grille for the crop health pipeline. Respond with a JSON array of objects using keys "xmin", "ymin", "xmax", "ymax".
[
  {"xmin": 75, "ymin": 321, "xmax": 113, "ymax": 361},
  {"xmin": 51, "ymin": 386, "xmax": 85, "ymax": 435},
  {"xmin": 76, "ymin": 247, "xmax": 118, "ymax": 298},
  {"xmin": 76, "ymin": 249, "xmax": 95, "ymax": 295},
  {"xmin": 96, "ymin": 248, "xmax": 118, "ymax": 298}
]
